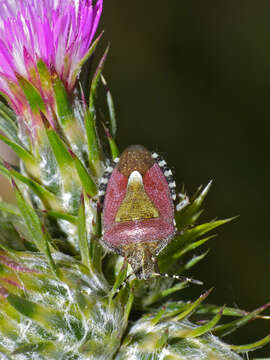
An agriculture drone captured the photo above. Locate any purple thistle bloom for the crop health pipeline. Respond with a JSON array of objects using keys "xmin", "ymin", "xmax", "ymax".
[{"xmin": 0, "ymin": 0, "xmax": 103, "ymax": 115}]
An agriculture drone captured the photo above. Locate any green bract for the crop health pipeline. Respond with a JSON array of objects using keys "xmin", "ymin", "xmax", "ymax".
[{"xmin": 0, "ymin": 2, "xmax": 268, "ymax": 359}]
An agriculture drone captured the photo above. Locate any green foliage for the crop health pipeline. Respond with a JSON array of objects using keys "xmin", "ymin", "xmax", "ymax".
[{"xmin": 0, "ymin": 45, "xmax": 268, "ymax": 360}]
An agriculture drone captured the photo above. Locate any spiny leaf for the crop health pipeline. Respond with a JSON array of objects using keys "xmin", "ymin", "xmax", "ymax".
[
  {"xmin": 0, "ymin": 278, "xmax": 23, "ymax": 297},
  {"xmin": 102, "ymin": 123, "xmax": 119, "ymax": 159},
  {"xmin": 16, "ymin": 74, "xmax": 46, "ymax": 114},
  {"xmin": 69, "ymin": 149, "xmax": 97, "ymax": 197},
  {"xmin": 84, "ymin": 46, "xmax": 110, "ymax": 177},
  {"xmin": 52, "ymin": 74, "xmax": 86, "ymax": 160},
  {"xmin": 53, "ymin": 75, "xmax": 73, "ymax": 126},
  {"xmin": 0, "ymin": 100, "xmax": 16, "ymax": 121},
  {"xmin": 12, "ymin": 342, "xmax": 47, "ymax": 356},
  {"xmin": 31, "ymin": 123, "xmax": 61, "ymax": 195},
  {"xmin": 160, "ymin": 218, "xmax": 231, "ymax": 271},
  {"xmin": 89, "ymin": 204, "xmax": 103, "ymax": 273},
  {"xmin": 174, "ymin": 306, "xmax": 224, "ymax": 338},
  {"xmin": 37, "ymin": 60, "xmax": 53, "ymax": 93},
  {"xmin": 101, "ymin": 75, "xmax": 117, "ymax": 138},
  {"xmin": 1, "ymin": 161, "xmax": 59, "ymax": 209},
  {"xmin": 43, "ymin": 210, "xmax": 77, "ymax": 224},
  {"xmin": 109, "ymin": 260, "xmax": 128, "ymax": 300},
  {"xmin": 182, "ymin": 250, "xmax": 209, "ymax": 271},
  {"xmin": 72, "ymin": 31, "xmax": 104, "ymax": 84},
  {"xmin": 12, "ymin": 342, "xmax": 74, "ymax": 358},
  {"xmin": 78, "ymin": 194, "xmax": 91, "ymax": 269},
  {"xmin": 0, "ymin": 101, "xmax": 20, "ymax": 144},
  {"xmin": 176, "ymin": 181, "xmax": 212, "ymax": 228},
  {"xmin": 172, "ymin": 288, "xmax": 213, "ymax": 321},
  {"xmin": 12, "ymin": 180, "xmax": 57, "ymax": 276},
  {"xmin": 89, "ymin": 45, "xmax": 110, "ymax": 116},
  {"xmin": 196, "ymin": 303, "xmax": 247, "ymax": 317},
  {"xmin": 150, "ymin": 306, "xmax": 167, "ymax": 326},
  {"xmin": 180, "ymin": 219, "xmax": 232, "ymax": 247},
  {"xmin": 213, "ymin": 303, "xmax": 270, "ymax": 337},
  {"xmin": 145, "ymin": 302, "xmax": 187, "ymax": 321},
  {"xmin": 7, "ymin": 293, "xmax": 66, "ymax": 336},
  {"xmin": 40, "ymin": 226, "xmax": 59, "ymax": 277},
  {"xmin": 171, "ymin": 235, "xmax": 215, "ymax": 260},
  {"xmin": 85, "ymin": 109, "xmax": 103, "ymax": 176},
  {"xmin": 108, "ymin": 133, "xmax": 119, "ymax": 159},
  {"xmin": 46, "ymin": 128, "xmax": 73, "ymax": 171},
  {"xmin": 230, "ymin": 335, "xmax": 270, "ymax": 353},
  {"xmin": 0, "ymin": 133, "xmax": 35, "ymax": 164},
  {"xmin": 123, "ymin": 286, "xmax": 134, "ymax": 324},
  {"xmin": 159, "ymin": 217, "xmax": 230, "ymax": 273}
]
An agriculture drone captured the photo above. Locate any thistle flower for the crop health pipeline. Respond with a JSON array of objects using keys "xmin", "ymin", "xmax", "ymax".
[
  {"xmin": 0, "ymin": 0, "xmax": 102, "ymax": 121},
  {"xmin": 0, "ymin": 1, "xmax": 269, "ymax": 359}
]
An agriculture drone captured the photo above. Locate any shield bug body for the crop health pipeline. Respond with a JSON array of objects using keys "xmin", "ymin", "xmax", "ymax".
[{"xmin": 99, "ymin": 145, "xmax": 177, "ymax": 280}]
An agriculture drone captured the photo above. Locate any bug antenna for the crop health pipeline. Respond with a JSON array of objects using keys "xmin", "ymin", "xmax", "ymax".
[
  {"xmin": 153, "ymin": 273, "xmax": 203, "ymax": 286},
  {"xmin": 172, "ymin": 274, "xmax": 203, "ymax": 285}
]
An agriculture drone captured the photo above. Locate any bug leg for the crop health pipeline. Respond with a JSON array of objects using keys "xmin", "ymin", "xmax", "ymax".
[{"xmin": 112, "ymin": 258, "xmax": 136, "ymax": 298}]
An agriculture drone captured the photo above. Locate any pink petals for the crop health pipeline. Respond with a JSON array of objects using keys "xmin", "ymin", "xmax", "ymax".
[{"xmin": 0, "ymin": 0, "xmax": 103, "ymax": 114}]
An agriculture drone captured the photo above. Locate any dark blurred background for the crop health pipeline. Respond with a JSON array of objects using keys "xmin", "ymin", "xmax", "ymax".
[{"xmin": 100, "ymin": 0, "xmax": 270, "ymax": 356}]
